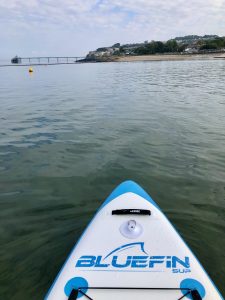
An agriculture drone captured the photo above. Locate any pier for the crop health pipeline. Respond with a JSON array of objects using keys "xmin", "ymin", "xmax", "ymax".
[{"xmin": 7, "ymin": 56, "xmax": 86, "ymax": 66}]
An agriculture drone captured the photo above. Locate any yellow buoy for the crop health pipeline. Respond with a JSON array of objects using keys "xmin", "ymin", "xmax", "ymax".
[{"xmin": 29, "ymin": 67, "xmax": 33, "ymax": 73}]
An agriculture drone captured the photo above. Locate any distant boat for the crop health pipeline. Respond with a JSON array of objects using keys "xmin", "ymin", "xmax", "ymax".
[{"xmin": 11, "ymin": 56, "xmax": 22, "ymax": 64}]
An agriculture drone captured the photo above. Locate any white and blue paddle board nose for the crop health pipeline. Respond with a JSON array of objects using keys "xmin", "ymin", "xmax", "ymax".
[{"xmin": 45, "ymin": 180, "xmax": 224, "ymax": 300}]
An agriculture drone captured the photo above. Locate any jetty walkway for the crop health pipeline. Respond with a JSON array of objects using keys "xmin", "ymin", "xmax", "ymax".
[{"xmin": 0, "ymin": 56, "xmax": 86, "ymax": 67}]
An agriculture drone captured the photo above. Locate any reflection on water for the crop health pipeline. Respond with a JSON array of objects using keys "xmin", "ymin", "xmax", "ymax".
[{"xmin": 0, "ymin": 60, "xmax": 225, "ymax": 299}]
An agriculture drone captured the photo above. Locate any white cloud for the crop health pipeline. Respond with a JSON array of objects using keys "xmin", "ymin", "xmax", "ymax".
[{"xmin": 0, "ymin": 0, "xmax": 225, "ymax": 57}]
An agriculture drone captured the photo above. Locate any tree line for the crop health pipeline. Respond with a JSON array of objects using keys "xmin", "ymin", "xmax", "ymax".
[
  {"xmin": 198, "ymin": 38, "xmax": 225, "ymax": 50},
  {"xmin": 120, "ymin": 37, "xmax": 225, "ymax": 55},
  {"xmin": 132, "ymin": 40, "xmax": 183, "ymax": 55}
]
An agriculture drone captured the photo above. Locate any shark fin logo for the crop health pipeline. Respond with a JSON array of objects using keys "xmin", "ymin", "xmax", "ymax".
[{"xmin": 104, "ymin": 242, "xmax": 148, "ymax": 260}]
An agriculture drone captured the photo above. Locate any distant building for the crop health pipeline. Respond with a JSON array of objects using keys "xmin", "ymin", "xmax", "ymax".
[
  {"xmin": 175, "ymin": 35, "xmax": 219, "ymax": 45},
  {"xmin": 184, "ymin": 47, "xmax": 199, "ymax": 54},
  {"xmin": 123, "ymin": 44, "xmax": 143, "ymax": 55},
  {"xmin": 11, "ymin": 56, "xmax": 22, "ymax": 64},
  {"xmin": 86, "ymin": 46, "xmax": 121, "ymax": 59}
]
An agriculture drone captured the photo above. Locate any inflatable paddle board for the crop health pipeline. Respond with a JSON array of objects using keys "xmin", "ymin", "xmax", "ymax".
[{"xmin": 45, "ymin": 181, "xmax": 224, "ymax": 300}]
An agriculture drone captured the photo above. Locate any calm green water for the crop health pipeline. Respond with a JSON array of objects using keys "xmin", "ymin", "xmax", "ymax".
[{"xmin": 0, "ymin": 61, "xmax": 225, "ymax": 299}]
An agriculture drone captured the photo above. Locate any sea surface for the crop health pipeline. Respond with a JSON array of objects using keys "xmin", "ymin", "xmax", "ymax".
[{"xmin": 0, "ymin": 60, "xmax": 225, "ymax": 299}]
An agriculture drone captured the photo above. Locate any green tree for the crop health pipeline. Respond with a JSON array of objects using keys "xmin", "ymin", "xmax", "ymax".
[
  {"xmin": 165, "ymin": 40, "xmax": 178, "ymax": 52},
  {"xmin": 178, "ymin": 44, "xmax": 188, "ymax": 52},
  {"xmin": 112, "ymin": 43, "xmax": 120, "ymax": 48},
  {"xmin": 200, "ymin": 43, "xmax": 218, "ymax": 50},
  {"xmin": 134, "ymin": 46, "xmax": 149, "ymax": 55},
  {"xmin": 96, "ymin": 47, "xmax": 108, "ymax": 52}
]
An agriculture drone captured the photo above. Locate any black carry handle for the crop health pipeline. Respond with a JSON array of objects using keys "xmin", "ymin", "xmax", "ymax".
[
  {"xmin": 68, "ymin": 289, "xmax": 78, "ymax": 300},
  {"xmin": 191, "ymin": 289, "xmax": 202, "ymax": 300},
  {"xmin": 68, "ymin": 289, "xmax": 93, "ymax": 300},
  {"xmin": 112, "ymin": 209, "xmax": 151, "ymax": 215},
  {"xmin": 68, "ymin": 288, "xmax": 93, "ymax": 300},
  {"xmin": 178, "ymin": 289, "xmax": 202, "ymax": 300}
]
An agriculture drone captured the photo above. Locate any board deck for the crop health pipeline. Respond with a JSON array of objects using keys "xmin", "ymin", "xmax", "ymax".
[{"xmin": 45, "ymin": 181, "xmax": 224, "ymax": 300}]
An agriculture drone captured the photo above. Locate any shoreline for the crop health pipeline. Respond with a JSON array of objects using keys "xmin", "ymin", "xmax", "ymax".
[
  {"xmin": 114, "ymin": 53, "xmax": 225, "ymax": 62},
  {"xmin": 1, "ymin": 53, "xmax": 225, "ymax": 67}
]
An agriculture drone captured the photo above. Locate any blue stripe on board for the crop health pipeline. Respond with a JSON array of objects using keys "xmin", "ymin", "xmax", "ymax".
[{"xmin": 98, "ymin": 180, "xmax": 160, "ymax": 210}]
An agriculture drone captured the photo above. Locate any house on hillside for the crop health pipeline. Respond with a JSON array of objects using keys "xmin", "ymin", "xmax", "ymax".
[{"xmin": 183, "ymin": 47, "xmax": 199, "ymax": 54}]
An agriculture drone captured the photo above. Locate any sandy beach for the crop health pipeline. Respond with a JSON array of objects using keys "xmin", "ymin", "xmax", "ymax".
[{"xmin": 115, "ymin": 53, "xmax": 225, "ymax": 62}]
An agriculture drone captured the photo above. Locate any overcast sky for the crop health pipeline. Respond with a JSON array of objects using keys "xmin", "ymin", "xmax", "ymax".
[{"xmin": 0, "ymin": 0, "xmax": 225, "ymax": 58}]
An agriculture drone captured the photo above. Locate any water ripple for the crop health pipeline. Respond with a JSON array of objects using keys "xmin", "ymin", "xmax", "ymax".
[{"xmin": 0, "ymin": 61, "xmax": 225, "ymax": 298}]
